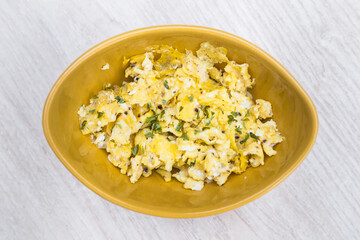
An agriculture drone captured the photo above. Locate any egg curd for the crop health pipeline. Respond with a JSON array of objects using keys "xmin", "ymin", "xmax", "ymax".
[{"xmin": 78, "ymin": 42, "xmax": 284, "ymax": 191}]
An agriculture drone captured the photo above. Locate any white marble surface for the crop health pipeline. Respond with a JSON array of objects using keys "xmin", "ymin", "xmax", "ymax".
[{"xmin": 1, "ymin": 0, "xmax": 359, "ymax": 239}]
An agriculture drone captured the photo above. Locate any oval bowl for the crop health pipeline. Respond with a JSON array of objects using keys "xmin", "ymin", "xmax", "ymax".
[{"xmin": 43, "ymin": 25, "xmax": 318, "ymax": 218}]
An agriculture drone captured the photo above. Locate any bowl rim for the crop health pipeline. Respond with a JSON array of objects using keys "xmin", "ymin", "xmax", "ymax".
[{"xmin": 43, "ymin": 25, "xmax": 319, "ymax": 218}]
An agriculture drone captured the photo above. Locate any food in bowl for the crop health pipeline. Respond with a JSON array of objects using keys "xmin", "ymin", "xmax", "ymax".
[{"xmin": 77, "ymin": 42, "xmax": 283, "ymax": 190}]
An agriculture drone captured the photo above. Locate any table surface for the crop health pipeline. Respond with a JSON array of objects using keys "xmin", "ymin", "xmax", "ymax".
[{"xmin": 1, "ymin": 0, "xmax": 359, "ymax": 239}]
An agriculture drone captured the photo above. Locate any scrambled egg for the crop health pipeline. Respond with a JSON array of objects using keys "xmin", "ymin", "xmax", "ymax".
[{"xmin": 78, "ymin": 42, "xmax": 284, "ymax": 191}]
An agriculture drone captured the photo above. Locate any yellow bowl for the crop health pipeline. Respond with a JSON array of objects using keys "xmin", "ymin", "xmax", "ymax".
[{"xmin": 43, "ymin": 25, "xmax": 318, "ymax": 218}]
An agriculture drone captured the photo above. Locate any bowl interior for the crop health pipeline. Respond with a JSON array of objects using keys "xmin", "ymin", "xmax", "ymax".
[{"xmin": 43, "ymin": 26, "xmax": 318, "ymax": 217}]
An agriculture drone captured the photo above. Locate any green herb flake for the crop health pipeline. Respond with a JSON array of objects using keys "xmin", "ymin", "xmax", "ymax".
[
  {"xmin": 175, "ymin": 121, "xmax": 184, "ymax": 132},
  {"xmin": 194, "ymin": 129, "xmax": 201, "ymax": 135},
  {"xmin": 80, "ymin": 120, "xmax": 87, "ymax": 130},
  {"xmin": 131, "ymin": 144, "xmax": 139, "ymax": 156},
  {"xmin": 250, "ymin": 132, "xmax": 260, "ymax": 141},
  {"xmin": 115, "ymin": 96, "xmax": 125, "ymax": 103},
  {"xmin": 104, "ymin": 86, "xmax": 112, "ymax": 90},
  {"xmin": 242, "ymin": 121, "xmax": 247, "ymax": 130},
  {"xmin": 116, "ymin": 122, "xmax": 122, "ymax": 129},
  {"xmin": 189, "ymin": 160, "xmax": 196, "ymax": 167},
  {"xmin": 89, "ymin": 109, "xmax": 96, "ymax": 114},
  {"xmin": 97, "ymin": 111, "xmax": 104, "ymax": 118},
  {"xmin": 227, "ymin": 115, "xmax": 236, "ymax": 124},
  {"xmin": 160, "ymin": 110, "xmax": 165, "ymax": 118},
  {"xmin": 235, "ymin": 127, "xmax": 242, "ymax": 134},
  {"xmin": 188, "ymin": 96, "xmax": 194, "ymax": 102},
  {"xmin": 164, "ymin": 80, "xmax": 170, "ymax": 90},
  {"xmin": 204, "ymin": 115, "xmax": 215, "ymax": 126},
  {"xmin": 166, "ymin": 137, "xmax": 172, "ymax": 142},
  {"xmin": 162, "ymin": 99, "xmax": 167, "ymax": 105},
  {"xmin": 202, "ymin": 127, "xmax": 210, "ymax": 131},
  {"xmin": 240, "ymin": 134, "xmax": 249, "ymax": 144},
  {"xmin": 142, "ymin": 146, "xmax": 146, "ymax": 154},
  {"xmin": 145, "ymin": 132, "xmax": 154, "ymax": 139},
  {"xmin": 196, "ymin": 112, "xmax": 200, "ymax": 119},
  {"xmin": 231, "ymin": 111, "xmax": 239, "ymax": 117},
  {"xmin": 179, "ymin": 106, "xmax": 184, "ymax": 112},
  {"xmin": 147, "ymin": 102, "xmax": 152, "ymax": 109},
  {"xmin": 140, "ymin": 146, "xmax": 145, "ymax": 155},
  {"xmin": 202, "ymin": 106, "xmax": 210, "ymax": 117},
  {"xmin": 181, "ymin": 133, "xmax": 189, "ymax": 141},
  {"xmin": 200, "ymin": 142, "xmax": 208, "ymax": 146},
  {"xmin": 145, "ymin": 114, "xmax": 159, "ymax": 123},
  {"xmin": 110, "ymin": 139, "xmax": 116, "ymax": 143},
  {"xmin": 245, "ymin": 109, "xmax": 250, "ymax": 117},
  {"xmin": 92, "ymin": 95, "xmax": 98, "ymax": 99},
  {"xmin": 151, "ymin": 121, "xmax": 162, "ymax": 132}
]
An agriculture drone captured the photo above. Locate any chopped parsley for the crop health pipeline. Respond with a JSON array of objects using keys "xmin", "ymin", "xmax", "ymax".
[
  {"xmin": 97, "ymin": 111, "xmax": 104, "ymax": 118},
  {"xmin": 202, "ymin": 127, "xmax": 210, "ymax": 131},
  {"xmin": 235, "ymin": 127, "xmax": 242, "ymax": 134},
  {"xmin": 175, "ymin": 121, "xmax": 183, "ymax": 132},
  {"xmin": 131, "ymin": 144, "xmax": 139, "ymax": 156},
  {"xmin": 194, "ymin": 129, "xmax": 201, "ymax": 135},
  {"xmin": 89, "ymin": 109, "xmax": 96, "ymax": 114},
  {"xmin": 92, "ymin": 95, "xmax": 98, "ymax": 99},
  {"xmin": 159, "ymin": 110, "xmax": 165, "ymax": 118},
  {"xmin": 162, "ymin": 99, "xmax": 166, "ymax": 105},
  {"xmin": 115, "ymin": 96, "xmax": 125, "ymax": 103},
  {"xmin": 166, "ymin": 137, "xmax": 172, "ymax": 142},
  {"xmin": 250, "ymin": 132, "xmax": 260, "ymax": 141},
  {"xmin": 196, "ymin": 112, "xmax": 200, "ymax": 119},
  {"xmin": 189, "ymin": 160, "xmax": 196, "ymax": 167},
  {"xmin": 179, "ymin": 106, "xmax": 184, "ymax": 112},
  {"xmin": 204, "ymin": 115, "xmax": 215, "ymax": 126},
  {"xmin": 145, "ymin": 114, "xmax": 159, "ymax": 123},
  {"xmin": 116, "ymin": 122, "xmax": 122, "ymax": 128},
  {"xmin": 181, "ymin": 132, "xmax": 189, "ymax": 141},
  {"xmin": 240, "ymin": 134, "xmax": 249, "ymax": 144},
  {"xmin": 80, "ymin": 120, "xmax": 87, "ymax": 130},
  {"xmin": 188, "ymin": 96, "xmax": 194, "ymax": 102},
  {"xmin": 227, "ymin": 115, "xmax": 236, "ymax": 124},
  {"xmin": 140, "ymin": 146, "xmax": 145, "ymax": 155},
  {"xmin": 150, "ymin": 121, "xmax": 162, "ymax": 132},
  {"xmin": 231, "ymin": 111, "xmax": 239, "ymax": 117},
  {"xmin": 242, "ymin": 121, "xmax": 247, "ymax": 130},
  {"xmin": 200, "ymin": 142, "xmax": 208, "ymax": 146},
  {"xmin": 145, "ymin": 132, "xmax": 154, "ymax": 138},
  {"xmin": 164, "ymin": 80, "xmax": 170, "ymax": 90},
  {"xmin": 104, "ymin": 86, "xmax": 112, "ymax": 90},
  {"xmin": 147, "ymin": 102, "xmax": 152, "ymax": 109},
  {"xmin": 202, "ymin": 105, "xmax": 210, "ymax": 117},
  {"xmin": 245, "ymin": 109, "xmax": 250, "ymax": 117}
]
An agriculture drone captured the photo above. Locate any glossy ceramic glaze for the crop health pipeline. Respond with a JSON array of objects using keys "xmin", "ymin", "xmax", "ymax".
[{"xmin": 43, "ymin": 25, "xmax": 318, "ymax": 218}]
